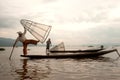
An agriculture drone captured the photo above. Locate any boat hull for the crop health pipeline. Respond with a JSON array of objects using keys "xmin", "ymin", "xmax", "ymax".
[
  {"xmin": 21, "ymin": 49, "xmax": 117, "ymax": 59},
  {"xmin": 50, "ymin": 48, "xmax": 103, "ymax": 53}
]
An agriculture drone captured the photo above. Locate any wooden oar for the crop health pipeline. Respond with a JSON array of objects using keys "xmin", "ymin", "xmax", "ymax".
[
  {"xmin": 9, "ymin": 38, "xmax": 18, "ymax": 60},
  {"xmin": 9, "ymin": 47, "xmax": 15, "ymax": 60},
  {"xmin": 115, "ymin": 49, "xmax": 120, "ymax": 57}
]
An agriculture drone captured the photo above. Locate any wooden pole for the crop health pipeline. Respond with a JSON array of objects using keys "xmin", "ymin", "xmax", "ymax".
[{"xmin": 9, "ymin": 47, "xmax": 15, "ymax": 60}]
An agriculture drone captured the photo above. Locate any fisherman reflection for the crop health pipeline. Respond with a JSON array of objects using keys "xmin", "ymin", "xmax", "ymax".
[
  {"xmin": 22, "ymin": 59, "xmax": 27, "ymax": 76},
  {"xmin": 15, "ymin": 59, "xmax": 51, "ymax": 80},
  {"xmin": 15, "ymin": 59, "xmax": 30, "ymax": 80}
]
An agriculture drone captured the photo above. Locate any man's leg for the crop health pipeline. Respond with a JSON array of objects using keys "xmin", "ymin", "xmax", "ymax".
[
  {"xmin": 23, "ymin": 43, "xmax": 27, "ymax": 55},
  {"xmin": 46, "ymin": 49, "xmax": 50, "ymax": 56},
  {"xmin": 27, "ymin": 40, "xmax": 39, "ymax": 45},
  {"xmin": 23, "ymin": 40, "xmax": 39, "ymax": 55}
]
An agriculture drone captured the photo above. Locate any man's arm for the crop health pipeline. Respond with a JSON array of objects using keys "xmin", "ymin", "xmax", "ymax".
[{"xmin": 23, "ymin": 27, "xmax": 27, "ymax": 35}]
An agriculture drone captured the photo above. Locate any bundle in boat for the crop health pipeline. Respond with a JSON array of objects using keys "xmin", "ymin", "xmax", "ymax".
[{"xmin": 50, "ymin": 42, "xmax": 65, "ymax": 51}]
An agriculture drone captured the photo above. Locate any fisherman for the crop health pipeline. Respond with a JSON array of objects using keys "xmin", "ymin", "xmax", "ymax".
[
  {"xmin": 12, "ymin": 27, "xmax": 39, "ymax": 55},
  {"xmin": 46, "ymin": 38, "xmax": 52, "ymax": 55},
  {"xmin": 100, "ymin": 45, "xmax": 104, "ymax": 49}
]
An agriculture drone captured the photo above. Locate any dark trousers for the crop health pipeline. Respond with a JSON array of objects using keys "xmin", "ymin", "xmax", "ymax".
[{"xmin": 23, "ymin": 40, "xmax": 38, "ymax": 55}]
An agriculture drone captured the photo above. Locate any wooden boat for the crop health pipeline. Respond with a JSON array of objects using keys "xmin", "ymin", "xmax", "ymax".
[
  {"xmin": 50, "ymin": 42, "xmax": 104, "ymax": 53},
  {"xmin": 0, "ymin": 48, "xmax": 5, "ymax": 51},
  {"xmin": 21, "ymin": 49, "xmax": 117, "ymax": 59},
  {"xmin": 50, "ymin": 48, "xmax": 104, "ymax": 53}
]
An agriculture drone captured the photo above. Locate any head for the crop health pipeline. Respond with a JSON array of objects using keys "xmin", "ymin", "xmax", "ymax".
[
  {"xmin": 48, "ymin": 38, "xmax": 51, "ymax": 41},
  {"xmin": 17, "ymin": 31, "xmax": 22, "ymax": 36}
]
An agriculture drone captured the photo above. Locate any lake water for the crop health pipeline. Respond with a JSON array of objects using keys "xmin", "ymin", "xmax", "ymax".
[{"xmin": 0, "ymin": 46, "xmax": 120, "ymax": 80}]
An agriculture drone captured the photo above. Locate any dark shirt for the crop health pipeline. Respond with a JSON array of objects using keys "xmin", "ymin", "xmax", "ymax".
[{"xmin": 46, "ymin": 40, "xmax": 51, "ymax": 49}]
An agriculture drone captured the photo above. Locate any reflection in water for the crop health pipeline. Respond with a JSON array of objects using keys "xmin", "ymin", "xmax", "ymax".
[
  {"xmin": 6, "ymin": 56, "xmax": 120, "ymax": 80},
  {"xmin": 70, "ymin": 56, "xmax": 115, "ymax": 62},
  {"xmin": 15, "ymin": 57, "xmax": 116, "ymax": 80},
  {"xmin": 1, "ymin": 47, "xmax": 120, "ymax": 80},
  {"xmin": 22, "ymin": 59, "xmax": 27, "ymax": 79},
  {"xmin": 15, "ymin": 59, "xmax": 51, "ymax": 80},
  {"xmin": 15, "ymin": 59, "xmax": 30, "ymax": 80}
]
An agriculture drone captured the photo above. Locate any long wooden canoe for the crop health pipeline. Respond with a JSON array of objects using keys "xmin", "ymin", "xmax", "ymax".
[
  {"xmin": 50, "ymin": 48, "xmax": 103, "ymax": 53},
  {"xmin": 21, "ymin": 49, "xmax": 117, "ymax": 59},
  {"xmin": 0, "ymin": 48, "xmax": 5, "ymax": 51}
]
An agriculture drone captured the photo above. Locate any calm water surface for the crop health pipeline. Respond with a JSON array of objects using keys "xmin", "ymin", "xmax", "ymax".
[{"xmin": 0, "ymin": 46, "xmax": 120, "ymax": 80}]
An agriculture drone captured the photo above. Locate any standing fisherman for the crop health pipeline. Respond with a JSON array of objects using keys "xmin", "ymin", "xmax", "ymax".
[
  {"xmin": 46, "ymin": 38, "xmax": 52, "ymax": 55},
  {"xmin": 11, "ymin": 27, "xmax": 39, "ymax": 56}
]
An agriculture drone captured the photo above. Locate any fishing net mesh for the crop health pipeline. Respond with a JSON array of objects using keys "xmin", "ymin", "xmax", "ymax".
[{"xmin": 20, "ymin": 19, "xmax": 52, "ymax": 43}]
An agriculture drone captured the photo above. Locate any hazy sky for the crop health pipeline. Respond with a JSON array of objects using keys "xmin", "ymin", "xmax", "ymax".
[{"xmin": 0, "ymin": 0, "xmax": 120, "ymax": 45}]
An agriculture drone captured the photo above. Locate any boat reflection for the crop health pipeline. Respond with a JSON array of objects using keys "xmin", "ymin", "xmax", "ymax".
[{"xmin": 15, "ymin": 59, "xmax": 51, "ymax": 80}]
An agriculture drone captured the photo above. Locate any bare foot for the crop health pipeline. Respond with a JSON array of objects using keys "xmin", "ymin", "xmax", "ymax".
[
  {"xmin": 35, "ymin": 40, "xmax": 40, "ymax": 45},
  {"xmin": 37, "ymin": 40, "xmax": 40, "ymax": 43}
]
